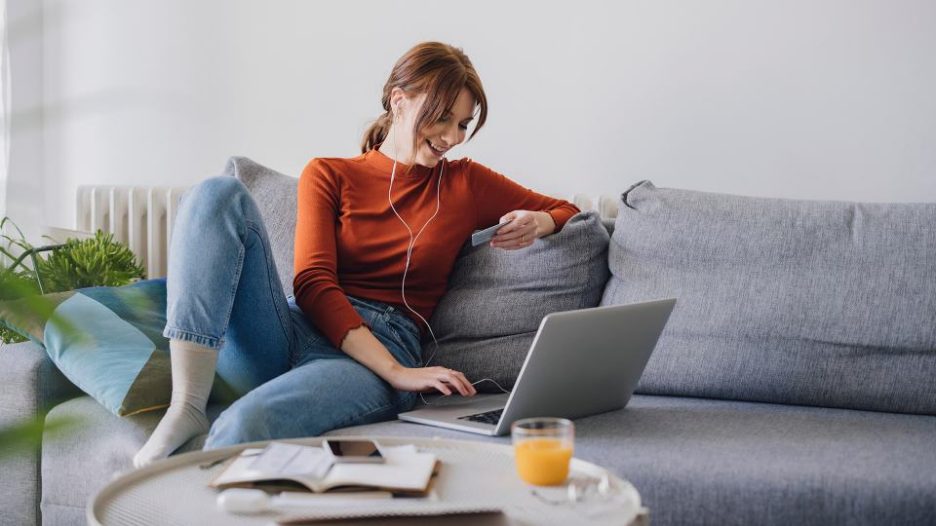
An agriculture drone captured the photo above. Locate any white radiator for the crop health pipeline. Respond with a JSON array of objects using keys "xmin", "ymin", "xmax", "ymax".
[
  {"xmin": 572, "ymin": 193, "xmax": 620, "ymax": 220},
  {"xmin": 76, "ymin": 185, "xmax": 189, "ymax": 279}
]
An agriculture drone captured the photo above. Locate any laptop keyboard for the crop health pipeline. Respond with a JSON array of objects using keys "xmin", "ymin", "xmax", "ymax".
[{"xmin": 458, "ymin": 408, "xmax": 503, "ymax": 425}]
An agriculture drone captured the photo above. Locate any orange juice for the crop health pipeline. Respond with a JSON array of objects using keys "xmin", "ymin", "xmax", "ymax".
[{"xmin": 514, "ymin": 438, "xmax": 573, "ymax": 485}]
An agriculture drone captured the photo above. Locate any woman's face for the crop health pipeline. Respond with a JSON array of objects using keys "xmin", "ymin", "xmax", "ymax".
[{"xmin": 396, "ymin": 87, "xmax": 476, "ymax": 168}]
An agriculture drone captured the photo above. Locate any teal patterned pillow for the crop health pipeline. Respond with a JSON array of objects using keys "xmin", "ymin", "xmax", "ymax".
[{"xmin": 0, "ymin": 279, "xmax": 177, "ymax": 416}]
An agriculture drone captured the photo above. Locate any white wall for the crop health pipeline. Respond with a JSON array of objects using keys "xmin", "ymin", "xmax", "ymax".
[
  {"xmin": 5, "ymin": 0, "xmax": 44, "ymax": 240},
  {"xmin": 7, "ymin": 0, "xmax": 936, "ymax": 236}
]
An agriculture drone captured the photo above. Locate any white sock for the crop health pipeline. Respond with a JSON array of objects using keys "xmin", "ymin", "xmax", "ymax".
[{"xmin": 133, "ymin": 339, "xmax": 217, "ymax": 468}]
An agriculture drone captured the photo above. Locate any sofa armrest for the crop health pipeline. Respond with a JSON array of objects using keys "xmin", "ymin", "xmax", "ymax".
[
  {"xmin": 0, "ymin": 341, "xmax": 82, "ymax": 526},
  {"xmin": 0, "ymin": 341, "xmax": 82, "ymax": 423}
]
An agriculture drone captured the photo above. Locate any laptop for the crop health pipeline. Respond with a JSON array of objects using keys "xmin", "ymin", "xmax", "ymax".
[{"xmin": 397, "ymin": 298, "xmax": 676, "ymax": 436}]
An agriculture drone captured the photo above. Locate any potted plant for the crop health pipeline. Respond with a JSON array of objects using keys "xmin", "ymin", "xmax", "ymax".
[{"xmin": 0, "ymin": 218, "xmax": 145, "ymax": 342}]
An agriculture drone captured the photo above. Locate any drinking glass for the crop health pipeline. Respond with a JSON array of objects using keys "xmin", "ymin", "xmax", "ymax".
[{"xmin": 511, "ymin": 417, "xmax": 575, "ymax": 486}]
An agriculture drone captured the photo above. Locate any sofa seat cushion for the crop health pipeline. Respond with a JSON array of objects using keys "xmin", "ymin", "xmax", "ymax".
[
  {"xmin": 39, "ymin": 396, "xmax": 221, "ymax": 524},
  {"xmin": 603, "ymin": 180, "xmax": 936, "ymax": 415},
  {"xmin": 327, "ymin": 395, "xmax": 936, "ymax": 526},
  {"xmin": 41, "ymin": 397, "xmax": 936, "ymax": 526}
]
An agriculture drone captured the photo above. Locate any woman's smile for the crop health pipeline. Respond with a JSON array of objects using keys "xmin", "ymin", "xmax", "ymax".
[{"xmin": 426, "ymin": 139, "xmax": 449, "ymax": 157}]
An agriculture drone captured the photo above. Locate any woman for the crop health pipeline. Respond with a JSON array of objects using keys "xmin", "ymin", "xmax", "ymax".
[{"xmin": 134, "ymin": 41, "xmax": 580, "ymax": 467}]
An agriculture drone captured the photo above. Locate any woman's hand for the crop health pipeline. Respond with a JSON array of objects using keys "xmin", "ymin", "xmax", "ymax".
[
  {"xmin": 490, "ymin": 210, "xmax": 556, "ymax": 250},
  {"xmin": 341, "ymin": 325, "xmax": 475, "ymax": 397},
  {"xmin": 386, "ymin": 364, "xmax": 477, "ymax": 396}
]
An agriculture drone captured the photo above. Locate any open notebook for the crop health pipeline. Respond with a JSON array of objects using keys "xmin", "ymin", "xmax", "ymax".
[{"xmin": 209, "ymin": 442, "xmax": 439, "ymax": 495}]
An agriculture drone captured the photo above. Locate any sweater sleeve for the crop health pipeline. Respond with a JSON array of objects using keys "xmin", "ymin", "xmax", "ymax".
[
  {"xmin": 466, "ymin": 159, "xmax": 580, "ymax": 232},
  {"xmin": 292, "ymin": 159, "xmax": 368, "ymax": 348}
]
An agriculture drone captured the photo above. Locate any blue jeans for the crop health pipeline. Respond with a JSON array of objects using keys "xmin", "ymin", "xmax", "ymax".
[{"xmin": 162, "ymin": 176, "xmax": 422, "ymax": 448}]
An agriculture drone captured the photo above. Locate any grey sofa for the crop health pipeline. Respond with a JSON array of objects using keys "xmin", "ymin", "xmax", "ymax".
[{"xmin": 2, "ymin": 158, "xmax": 935, "ymax": 526}]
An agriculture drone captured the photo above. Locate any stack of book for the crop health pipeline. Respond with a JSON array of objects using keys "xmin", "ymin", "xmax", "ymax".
[{"xmin": 209, "ymin": 441, "xmax": 503, "ymax": 523}]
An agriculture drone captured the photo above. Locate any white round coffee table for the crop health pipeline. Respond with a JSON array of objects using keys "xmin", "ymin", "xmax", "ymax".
[{"xmin": 88, "ymin": 436, "xmax": 646, "ymax": 525}]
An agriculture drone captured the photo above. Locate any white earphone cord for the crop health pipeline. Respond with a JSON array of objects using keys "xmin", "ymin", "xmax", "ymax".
[{"xmin": 387, "ymin": 130, "xmax": 510, "ymax": 404}]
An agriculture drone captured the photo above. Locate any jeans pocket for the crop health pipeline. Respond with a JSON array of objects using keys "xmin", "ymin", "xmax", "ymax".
[
  {"xmin": 346, "ymin": 295, "xmax": 386, "ymax": 315},
  {"xmin": 385, "ymin": 320, "xmax": 406, "ymax": 350}
]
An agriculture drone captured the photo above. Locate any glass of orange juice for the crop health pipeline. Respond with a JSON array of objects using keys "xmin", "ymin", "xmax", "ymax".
[{"xmin": 512, "ymin": 417, "xmax": 575, "ymax": 486}]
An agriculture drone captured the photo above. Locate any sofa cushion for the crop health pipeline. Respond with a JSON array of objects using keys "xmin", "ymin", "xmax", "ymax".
[
  {"xmin": 327, "ymin": 395, "xmax": 936, "ymax": 526},
  {"xmin": 0, "ymin": 279, "xmax": 174, "ymax": 417},
  {"xmin": 39, "ymin": 396, "xmax": 220, "ymax": 524},
  {"xmin": 40, "ymin": 394, "xmax": 936, "ymax": 526},
  {"xmin": 602, "ymin": 180, "xmax": 936, "ymax": 415},
  {"xmin": 0, "ymin": 279, "xmax": 238, "ymax": 419},
  {"xmin": 224, "ymin": 156, "xmax": 298, "ymax": 297},
  {"xmin": 38, "ymin": 394, "xmax": 936, "ymax": 526},
  {"xmin": 427, "ymin": 211, "xmax": 610, "ymax": 391}
]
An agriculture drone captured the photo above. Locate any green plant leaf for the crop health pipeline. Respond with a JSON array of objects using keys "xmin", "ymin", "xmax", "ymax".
[
  {"xmin": 0, "ymin": 326, "xmax": 27, "ymax": 344},
  {"xmin": 35, "ymin": 230, "xmax": 145, "ymax": 291},
  {"xmin": 0, "ymin": 216, "xmax": 26, "ymax": 242},
  {"xmin": 0, "ymin": 413, "xmax": 80, "ymax": 460}
]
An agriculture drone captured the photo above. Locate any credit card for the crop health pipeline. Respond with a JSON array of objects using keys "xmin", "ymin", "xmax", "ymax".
[{"xmin": 471, "ymin": 218, "xmax": 514, "ymax": 247}]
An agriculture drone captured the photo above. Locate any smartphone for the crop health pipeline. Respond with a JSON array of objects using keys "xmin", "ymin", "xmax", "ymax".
[
  {"xmin": 471, "ymin": 218, "xmax": 515, "ymax": 247},
  {"xmin": 323, "ymin": 439, "xmax": 385, "ymax": 464}
]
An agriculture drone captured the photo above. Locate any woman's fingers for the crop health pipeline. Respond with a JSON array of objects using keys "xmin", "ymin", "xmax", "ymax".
[
  {"xmin": 433, "ymin": 380, "xmax": 453, "ymax": 396},
  {"xmin": 492, "ymin": 233, "xmax": 534, "ymax": 250},
  {"xmin": 492, "ymin": 218, "xmax": 536, "ymax": 250},
  {"xmin": 433, "ymin": 367, "xmax": 475, "ymax": 396},
  {"xmin": 454, "ymin": 370, "xmax": 476, "ymax": 396},
  {"xmin": 454, "ymin": 371, "xmax": 477, "ymax": 395},
  {"xmin": 440, "ymin": 369, "xmax": 470, "ymax": 396},
  {"xmin": 495, "ymin": 220, "xmax": 533, "ymax": 240}
]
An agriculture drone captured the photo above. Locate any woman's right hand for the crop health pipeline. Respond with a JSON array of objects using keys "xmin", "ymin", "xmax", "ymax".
[{"xmin": 386, "ymin": 364, "xmax": 477, "ymax": 396}]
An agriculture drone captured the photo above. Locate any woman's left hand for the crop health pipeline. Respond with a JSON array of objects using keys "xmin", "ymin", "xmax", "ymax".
[{"xmin": 490, "ymin": 210, "xmax": 556, "ymax": 250}]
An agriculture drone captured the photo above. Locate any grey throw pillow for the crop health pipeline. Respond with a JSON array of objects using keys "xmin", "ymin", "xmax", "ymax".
[
  {"xmin": 428, "ymin": 211, "xmax": 610, "ymax": 392},
  {"xmin": 224, "ymin": 156, "xmax": 298, "ymax": 297},
  {"xmin": 602, "ymin": 180, "xmax": 936, "ymax": 415}
]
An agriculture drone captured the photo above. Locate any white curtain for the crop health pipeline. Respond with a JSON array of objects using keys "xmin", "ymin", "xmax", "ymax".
[{"xmin": 0, "ymin": 0, "xmax": 10, "ymax": 221}]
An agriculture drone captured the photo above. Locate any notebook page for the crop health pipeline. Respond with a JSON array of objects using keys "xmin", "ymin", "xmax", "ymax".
[{"xmin": 321, "ymin": 446, "xmax": 436, "ymax": 492}]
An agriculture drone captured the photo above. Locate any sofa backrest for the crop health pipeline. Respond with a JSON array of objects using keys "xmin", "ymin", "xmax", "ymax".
[{"xmin": 601, "ymin": 180, "xmax": 936, "ymax": 415}]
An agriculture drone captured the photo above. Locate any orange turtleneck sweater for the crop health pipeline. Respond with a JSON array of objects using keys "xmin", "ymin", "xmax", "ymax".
[{"xmin": 293, "ymin": 147, "xmax": 580, "ymax": 348}]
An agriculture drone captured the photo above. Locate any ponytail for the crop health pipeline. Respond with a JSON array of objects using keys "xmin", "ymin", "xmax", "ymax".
[{"xmin": 361, "ymin": 111, "xmax": 393, "ymax": 154}]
